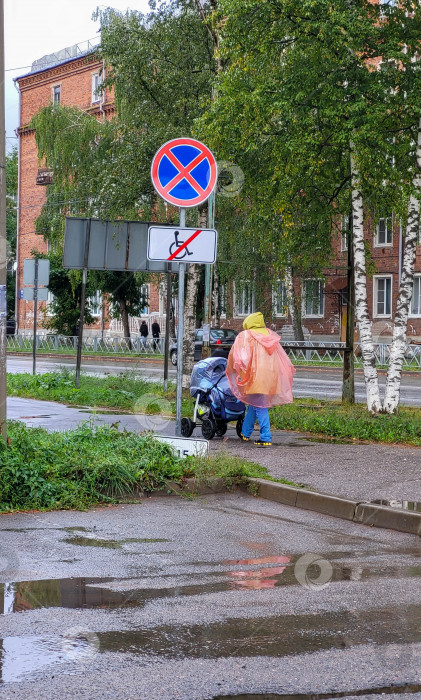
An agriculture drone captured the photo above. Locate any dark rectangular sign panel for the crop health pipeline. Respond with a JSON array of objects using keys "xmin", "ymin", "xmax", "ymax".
[{"xmin": 63, "ymin": 217, "xmax": 179, "ymax": 273}]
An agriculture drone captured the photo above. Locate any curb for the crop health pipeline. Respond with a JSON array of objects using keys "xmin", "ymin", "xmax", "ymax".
[{"xmin": 246, "ymin": 478, "xmax": 421, "ymax": 536}]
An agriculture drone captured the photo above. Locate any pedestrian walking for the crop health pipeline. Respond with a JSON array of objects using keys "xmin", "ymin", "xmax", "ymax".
[
  {"xmin": 151, "ymin": 320, "xmax": 160, "ymax": 351},
  {"xmin": 140, "ymin": 320, "xmax": 149, "ymax": 348},
  {"xmin": 226, "ymin": 312, "xmax": 295, "ymax": 447}
]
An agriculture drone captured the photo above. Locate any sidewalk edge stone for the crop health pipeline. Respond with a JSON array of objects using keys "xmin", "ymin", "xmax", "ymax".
[{"xmin": 246, "ymin": 478, "xmax": 420, "ymax": 536}]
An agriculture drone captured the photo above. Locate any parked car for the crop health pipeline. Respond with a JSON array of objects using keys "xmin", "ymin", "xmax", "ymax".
[
  {"xmin": 170, "ymin": 328, "xmax": 238, "ymax": 366},
  {"xmin": 6, "ymin": 318, "xmax": 16, "ymax": 336}
]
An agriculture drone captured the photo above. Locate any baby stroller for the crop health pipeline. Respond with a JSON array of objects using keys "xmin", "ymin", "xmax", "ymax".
[{"xmin": 181, "ymin": 356, "xmax": 246, "ymax": 440}]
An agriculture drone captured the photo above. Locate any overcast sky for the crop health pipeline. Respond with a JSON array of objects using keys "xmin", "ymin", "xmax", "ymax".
[{"xmin": 5, "ymin": 0, "xmax": 150, "ymax": 151}]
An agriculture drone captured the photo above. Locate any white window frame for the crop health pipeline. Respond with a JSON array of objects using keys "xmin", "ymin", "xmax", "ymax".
[
  {"xmin": 409, "ymin": 275, "xmax": 421, "ymax": 317},
  {"xmin": 302, "ymin": 279, "xmax": 324, "ymax": 318},
  {"xmin": 51, "ymin": 84, "xmax": 61, "ymax": 105},
  {"xmin": 233, "ymin": 282, "xmax": 255, "ymax": 317},
  {"xmin": 373, "ymin": 275, "xmax": 393, "ymax": 318},
  {"xmin": 87, "ymin": 291, "xmax": 102, "ymax": 318},
  {"xmin": 91, "ymin": 73, "xmax": 102, "ymax": 104},
  {"xmin": 46, "ymin": 290, "xmax": 55, "ymax": 317},
  {"xmin": 375, "ymin": 215, "xmax": 393, "ymax": 247},
  {"xmin": 140, "ymin": 284, "xmax": 150, "ymax": 315},
  {"xmin": 341, "ymin": 216, "xmax": 349, "ymax": 252},
  {"xmin": 273, "ymin": 280, "xmax": 288, "ymax": 317}
]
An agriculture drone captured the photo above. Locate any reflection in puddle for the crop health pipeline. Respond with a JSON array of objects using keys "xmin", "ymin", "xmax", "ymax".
[
  {"xmin": 1, "ymin": 605, "xmax": 420, "ymax": 684},
  {"xmin": 370, "ymin": 499, "xmax": 421, "ymax": 513}
]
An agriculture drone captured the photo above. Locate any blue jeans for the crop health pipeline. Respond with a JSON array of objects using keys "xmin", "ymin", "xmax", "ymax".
[{"xmin": 242, "ymin": 405, "xmax": 272, "ymax": 442}]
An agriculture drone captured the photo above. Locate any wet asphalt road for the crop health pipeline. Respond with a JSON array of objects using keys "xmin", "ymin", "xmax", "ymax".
[
  {"xmin": 0, "ymin": 494, "xmax": 420, "ymax": 699},
  {"xmin": 7, "ymin": 355, "xmax": 421, "ymax": 406}
]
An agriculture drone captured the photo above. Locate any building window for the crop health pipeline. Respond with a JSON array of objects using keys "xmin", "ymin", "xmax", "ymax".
[
  {"xmin": 374, "ymin": 276, "xmax": 392, "ymax": 317},
  {"xmin": 273, "ymin": 280, "xmax": 288, "ymax": 317},
  {"xmin": 52, "ymin": 85, "xmax": 61, "ymax": 105},
  {"xmin": 410, "ymin": 276, "xmax": 421, "ymax": 317},
  {"xmin": 91, "ymin": 73, "xmax": 102, "ymax": 104},
  {"xmin": 341, "ymin": 216, "xmax": 349, "ymax": 252},
  {"xmin": 303, "ymin": 279, "xmax": 324, "ymax": 317},
  {"xmin": 87, "ymin": 291, "xmax": 102, "ymax": 318},
  {"xmin": 140, "ymin": 284, "xmax": 150, "ymax": 315},
  {"xmin": 375, "ymin": 214, "xmax": 393, "ymax": 246},
  {"xmin": 234, "ymin": 282, "xmax": 255, "ymax": 317}
]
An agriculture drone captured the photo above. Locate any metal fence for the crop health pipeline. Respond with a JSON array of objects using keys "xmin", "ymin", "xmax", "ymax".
[
  {"xmin": 6, "ymin": 335, "xmax": 421, "ymax": 369},
  {"xmin": 7, "ymin": 334, "xmax": 174, "ymax": 356},
  {"xmin": 280, "ymin": 340, "xmax": 421, "ymax": 369}
]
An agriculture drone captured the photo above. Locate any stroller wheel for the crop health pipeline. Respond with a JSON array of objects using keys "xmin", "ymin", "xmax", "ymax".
[
  {"xmin": 181, "ymin": 418, "xmax": 195, "ymax": 438},
  {"xmin": 215, "ymin": 423, "xmax": 227, "ymax": 437},
  {"xmin": 201, "ymin": 418, "xmax": 216, "ymax": 440},
  {"xmin": 236, "ymin": 417, "xmax": 244, "ymax": 439}
]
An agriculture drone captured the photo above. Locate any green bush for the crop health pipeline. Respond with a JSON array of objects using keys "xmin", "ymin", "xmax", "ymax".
[{"xmin": 0, "ymin": 422, "xmax": 186, "ymax": 512}]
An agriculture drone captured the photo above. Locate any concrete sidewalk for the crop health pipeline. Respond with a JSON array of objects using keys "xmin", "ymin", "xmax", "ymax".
[
  {"xmin": 214, "ymin": 426, "xmax": 421, "ymax": 505},
  {"xmin": 7, "ymin": 396, "xmax": 421, "ymax": 508}
]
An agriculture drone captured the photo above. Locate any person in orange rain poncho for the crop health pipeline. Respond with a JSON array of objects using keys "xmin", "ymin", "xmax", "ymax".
[{"xmin": 226, "ymin": 312, "xmax": 296, "ymax": 447}]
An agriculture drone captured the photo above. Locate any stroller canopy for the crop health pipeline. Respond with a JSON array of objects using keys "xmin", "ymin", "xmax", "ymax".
[{"xmin": 190, "ymin": 356, "xmax": 228, "ymax": 398}]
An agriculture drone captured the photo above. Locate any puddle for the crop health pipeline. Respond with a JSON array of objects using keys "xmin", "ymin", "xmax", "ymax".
[
  {"xmin": 62, "ymin": 536, "xmax": 169, "ymax": 548},
  {"xmin": 212, "ymin": 687, "xmax": 421, "ymax": 699},
  {"xmin": 1, "ymin": 555, "xmax": 420, "ymax": 616},
  {"xmin": 370, "ymin": 500, "xmax": 421, "ymax": 513},
  {"xmin": 90, "ymin": 603, "xmax": 421, "ymax": 659},
  {"xmin": 1, "ymin": 604, "xmax": 419, "ymax": 684},
  {"xmin": 299, "ymin": 436, "xmax": 358, "ymax": 445}
]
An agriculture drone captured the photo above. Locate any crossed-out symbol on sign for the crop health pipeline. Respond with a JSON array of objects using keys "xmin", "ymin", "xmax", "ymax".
[
  {"xmin": 151, "ymin": 138, "xmax": 217, "ymax": 207},
  {"xmin": 161, "ymin": 145, "xmax": 208, "ymax": 200},
  {"xmin": 169, "ymin": 231, "xmax": 193, "ymax": 260}
]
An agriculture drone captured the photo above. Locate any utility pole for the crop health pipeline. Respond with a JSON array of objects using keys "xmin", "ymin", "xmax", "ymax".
[{"xmin": 0, "ymin": 0, "xmax": 7, "ymax": 442}]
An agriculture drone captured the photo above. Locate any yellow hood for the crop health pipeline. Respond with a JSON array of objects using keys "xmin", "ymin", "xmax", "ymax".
[{"xmin": 243, "ymin": 312, "xmax": 269, "ymax": 335}]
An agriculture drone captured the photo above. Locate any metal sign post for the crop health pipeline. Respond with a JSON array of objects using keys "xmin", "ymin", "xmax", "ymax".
[
  {"xmin": 32, "ymin": 259, "xmax": 38, "ymax": 375},
  {"xmin": 75, "ymin": 219, "xmax": 91, "ymax": 389},
  {"xmin": 175, "ymin": 209, "xmax": 186, "ymax": 435},
  {"xmin": 163, "ymin": 263, "xmax": 172, "ymax": 392},
  {"xmin": 150, "ymin": 137, "xmax": 218, "ymax": 438}
]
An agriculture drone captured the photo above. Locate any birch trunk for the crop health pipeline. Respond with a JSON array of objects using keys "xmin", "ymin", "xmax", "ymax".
[
  {"xmin": 285, "ymin": 264, "xmax": 304, "ymax": 341},
  {"xmin": 350, "ymin": 147, "xmax": 382, "ymax": 413},
  {"xmin": 118, "ymin": 298, "xmax": 132, "ymax": 350},
  {"xmin": 182, "ymin": 263, "xmax": 201, "ymax": 388},
  {"xmin": 384, "ymin": 121, "xmax": 421, "ymax": 413}
]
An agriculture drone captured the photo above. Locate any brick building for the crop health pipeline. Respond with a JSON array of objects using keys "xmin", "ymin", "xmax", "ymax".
[
  {"xmin": 14, "ymin": 41, "xmax": 164, "ymax": 338},
  {"xmin": 14, "ymin": 44, "xmax": 421, "ymax": 342}
]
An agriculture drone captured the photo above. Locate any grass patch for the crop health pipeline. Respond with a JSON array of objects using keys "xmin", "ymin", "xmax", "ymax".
[
  {"xmin": 0, "ymin": 422, "xmax": 274, "ymax": 513},
  {"xmin": 7, "ymin": 369, "xmax": 186, "ymax": 413},
  {"xmin": 271, "ymin": 398, "xmax": 421, "ymax": 446}
]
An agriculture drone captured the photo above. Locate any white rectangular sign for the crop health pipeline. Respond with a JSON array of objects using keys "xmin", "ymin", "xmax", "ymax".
[
  {"xmin": 22, "ymin": 287, "xmax": 49, "ymax": 301},
  {"xmin": 147, "ymin": 226, "xmax": 217, "ymax": 264},
  {"xmin": 155, "ymin": 435, "xmax": 209, "ymax": 459}
]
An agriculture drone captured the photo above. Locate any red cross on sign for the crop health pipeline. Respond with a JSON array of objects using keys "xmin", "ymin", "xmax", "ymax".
[{"xmin": 151, "ymin": 138, "xmax": 217, "ymax": 207}]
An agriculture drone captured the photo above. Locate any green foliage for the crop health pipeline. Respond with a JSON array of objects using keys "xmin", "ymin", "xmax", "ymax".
[
  {"xmin": 198, "ymin": 0, "xmax": 421, "ymax": 277},
  {"xmin": 0, "ymin": 422, "xmax": 187, "ymax": 512},
  {"xmin": 271, "ymin": 399, "xmax": 421, "ymax": 446},
  {"xmin": 0, "ymin": 422, "xmax": 275, "ymax": 513},
  {"xmin": 7, "ymin": 369, "xmax": 164, "ymax": 411}
]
